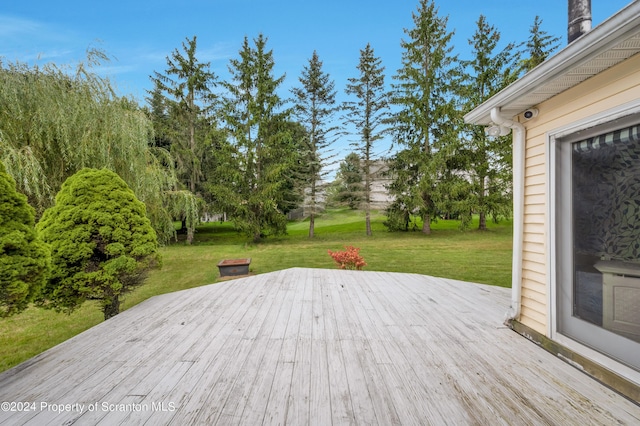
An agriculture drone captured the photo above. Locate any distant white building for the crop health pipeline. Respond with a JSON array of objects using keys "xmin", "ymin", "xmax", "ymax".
[
  {"xmin": 366, "ymin": 160, "xmax": 393, "ymax": 210},
  {"xmin": 287, "ymin": 180, "xmax": 328, "ymax": 220}
]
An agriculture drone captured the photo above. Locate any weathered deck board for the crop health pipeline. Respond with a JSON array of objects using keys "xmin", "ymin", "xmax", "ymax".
[{"xmin": 1, "ymin": 267, "xmax": 638, "ymax": 425}]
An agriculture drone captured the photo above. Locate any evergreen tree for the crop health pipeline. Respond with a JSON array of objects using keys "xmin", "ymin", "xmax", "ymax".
[
  {"xmin": 291, "ymin": 51, "xmax": 339, "ymax": 238},
  {"xmin": 149, "ymin": 36, "xmax": 218, "ymax": 244},
  {"xmin": 276, "ymin": 120, "xmax": 308, "ymax": 216},
  {"xmin": 146, "ymin": 80, "xmax": 173, "ymax": 151},
  {"xmin": 456, "ymin": 15, "xmax": 518, "ymax": 230},
  {"xmin": 37, "ymin": 168, "xmax": 160, "ymax": 320},
  {"xmin": 335, "ymin": 153, "xmax": 364, "ymax": 209},
  {"xmin": 520, "ymin": 16, "xmax": 561, "ymax": 73},
  {"xmin": 387, "ymin": 0, "xmax": 458, "ymax": 234},
  {"xmin": 214, "ymin": 34, "xmax": 291, "ymax": 242},
  {"xmin": 344, "ymin": 43, "xmax": 390, "ymax": 235},
  {"xmin": 0, "ymin": 161, "xmax": 50, "ymax": 317}
]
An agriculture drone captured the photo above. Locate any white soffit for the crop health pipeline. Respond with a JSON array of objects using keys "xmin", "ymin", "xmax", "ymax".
[{"xmin": 465, "ymin": 2, "xmax": 640, "ymax": 126}]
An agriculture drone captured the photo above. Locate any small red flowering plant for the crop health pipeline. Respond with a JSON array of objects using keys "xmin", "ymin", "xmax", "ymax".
[{"xmin": 327, "ymin": 245, "xmax": 367, "ymax": 270}]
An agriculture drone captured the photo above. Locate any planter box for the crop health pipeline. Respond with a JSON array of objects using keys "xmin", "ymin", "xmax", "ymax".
[{"xmin": 217, "ymin": 258, "xmax": 251, "ymax": 277}]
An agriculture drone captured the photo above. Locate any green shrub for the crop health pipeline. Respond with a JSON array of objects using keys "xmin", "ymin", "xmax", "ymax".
[
  {"xmin": 37, "ymin": 168, "xmax": 160, "ymax": 320},
  {"xmin": 0, "ymin": 161, "xmax": 50, "ymax": 317}
]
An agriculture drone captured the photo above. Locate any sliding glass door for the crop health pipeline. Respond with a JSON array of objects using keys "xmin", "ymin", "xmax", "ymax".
[{"xmin": 556, "ymin": 118, "xmax": 640, "ymax": 371}]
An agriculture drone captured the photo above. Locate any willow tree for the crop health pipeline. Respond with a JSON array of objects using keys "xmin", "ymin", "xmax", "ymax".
[
  {"xmin": 0, "ymin": 53, "xmax": 179, "ymax": 243},
  {"xmin": 387, "ymin": 0, "xmax": 458, "ymax": 234}
]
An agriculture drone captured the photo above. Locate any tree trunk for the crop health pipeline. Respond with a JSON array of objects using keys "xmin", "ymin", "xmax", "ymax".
[
  {"xmin": 180, "ymin": 218, "xmax": 194, "ymax": 244},
  {"xmin": 478, "ymin": 176, "xmax": 487, "ymax": 231},
  {"xmin": 365, "ymin": 155, "xmax": 372, "ymax": 236},
  {"xmin": 309, "ymin": 213, "xmax": 315, "ymax": 238},
  {"xmin": 103, "ymin": 296, "xmax": 121, "ymax": 320},
  {"xmin": 422, "ymin": 213, "xmax": 431, "ymax": 234},
  {"xmin": 309, "ymin": 178, "xmax": 316, "ymax": 238},
  {"xmin": 479, "ymin": 212, "xmax": 487, "ymax": 231},
  {"xmin": 187, "ymin": 95, "xmax": 196, "ymax": 246}
]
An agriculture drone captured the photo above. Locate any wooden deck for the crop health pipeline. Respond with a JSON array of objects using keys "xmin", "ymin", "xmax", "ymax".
[{"xmin": 0, "ymin": 268, "xmax": 638, "ymax": 425}]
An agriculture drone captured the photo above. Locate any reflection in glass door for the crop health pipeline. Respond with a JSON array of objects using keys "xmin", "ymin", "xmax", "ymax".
[{"xmin": 556, "ymin": 122, "xmax": 640, "ymax": 371}]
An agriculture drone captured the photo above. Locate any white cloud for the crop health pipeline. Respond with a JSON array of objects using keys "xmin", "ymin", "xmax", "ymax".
[
  {"xmin": 0, "ymin": 15, "xmax": 42, "ymax": 37},
  {"xmin": 198, "ymin": 41, "xmax": 235, "ymax": 62},
  {"xmin": 94, "ymin": 63, "xmax": 138, "ymax": 76},
  {"xmin": 141, "ymin": 40, "xmax": 234, "ymax": 65},
  {"xmin": 0, "ymin": 14, "xmax": 79, "ymax": 62}
]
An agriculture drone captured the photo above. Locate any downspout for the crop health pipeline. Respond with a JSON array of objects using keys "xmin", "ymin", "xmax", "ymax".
[{"xmin": 490, "ymin": 107, "xmax": 525, "ymax": 323}]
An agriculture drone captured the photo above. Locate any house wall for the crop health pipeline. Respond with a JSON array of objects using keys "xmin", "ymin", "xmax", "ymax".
[
  {"xmin": 517, "ymin": 52, "xmax": 640, "ymax": 335},
  {"xmin": 368, "ymin": 161, "xmax": 393, "ymax": 210}
]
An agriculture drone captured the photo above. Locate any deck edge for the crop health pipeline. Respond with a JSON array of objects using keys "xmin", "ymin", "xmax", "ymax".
[{"xmin": 508, "ymin": 319, "xmax": 640, "ymax": 405}]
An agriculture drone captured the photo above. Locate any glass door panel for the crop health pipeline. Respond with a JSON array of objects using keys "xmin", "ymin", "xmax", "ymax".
[{"xmin": 557, "ymin": 122, "xmax": 640, "ymax": 371}]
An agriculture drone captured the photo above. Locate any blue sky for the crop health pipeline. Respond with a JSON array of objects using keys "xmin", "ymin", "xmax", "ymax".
[{"xmin": 0, "ymin": 0, "xmax": 633, "ymax": 159}]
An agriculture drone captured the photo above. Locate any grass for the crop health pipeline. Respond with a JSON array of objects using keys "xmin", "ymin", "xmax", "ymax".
[{"xmin": 0, "ymin": 208, "xmax": 512, "ymax": 373}]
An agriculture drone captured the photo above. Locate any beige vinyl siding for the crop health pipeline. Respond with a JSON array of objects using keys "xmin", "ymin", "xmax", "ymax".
[
  {"xmin": 517, "ymin": 53, "xmax": 640, "ymax": 336},
  {"xmin": 520, "ymin": 128, "xmax": 548, "ymax": 333}
]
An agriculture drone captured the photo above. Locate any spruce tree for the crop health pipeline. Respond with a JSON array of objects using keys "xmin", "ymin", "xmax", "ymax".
[
  {"xmin": 520, "ymin": 16, "xmax": 561, "ymax": 73},
  {"xmin": 291, "ymin": 51, "xmax": 338, "ymax": 238},
  {"xmin": 456, "ymin": 15, "xmax": 519, "ymax": 230},
  {"xmin": 387, "ymin": 0, "xmax": 458, "ymax": 234},
  {"xmin": 334, "ymin": 153, "xmax": 364, "ymax": 210},
  {"xmin": 0, "ymin": 161, "xmax": 50, "ymax": 317},
  {"xmin": 275, "ymin": 120, "xmax": 307, "ymax": 216},
  {"xmin": 344, "ymin": 43, "xmax": 390, "ymax": 235},
  {"xmin": 214, "ymin": 34, "xmax": 291, "ymax": 242},
  {"xmin": 37, "ymin": 168, "xmax": 160, "ymax": 320},
  {"xmin": 149, "ymin": 36, "xmax": 218, "ymax": 244}
]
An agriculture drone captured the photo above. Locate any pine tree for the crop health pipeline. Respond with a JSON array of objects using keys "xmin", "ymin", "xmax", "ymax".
[
  {"xmin": 291, "ymin": 51, "xmax": 338, "ymax": 238},
  {"xmin": 214, "ymin": 34, "xmax": 291, "ymax": 242},
  {"xmin": 149, "ymin": 36, "xmax": 218, "ymax": 244},
  {"xmin": 456, "ymin": 15, "xmax": 518, "ymax": 230},
  {"xmin": 0, "ymin": 161, "xmax": 50, "ymax": 317},
  {"xmin": 520, "ymin": 16, "xmax": 561, "ymax": 73},
  {"xmin": 344, "ymin": 43, "xmax": 390, "ymax": 235},
  {"xmin": 387, "ymin": 0, "xmax": 458, "ymax": 234}
]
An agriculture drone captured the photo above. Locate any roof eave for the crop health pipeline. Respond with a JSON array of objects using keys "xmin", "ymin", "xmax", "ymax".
[{"xmin": 464, "ymin": 1, "xmax": 640, "ymax": 126}]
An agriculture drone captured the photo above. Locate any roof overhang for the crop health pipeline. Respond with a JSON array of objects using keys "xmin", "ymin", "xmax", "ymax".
[{"xmin": 464, "ymin": 1, "xmax": 640, "ymax": 126}]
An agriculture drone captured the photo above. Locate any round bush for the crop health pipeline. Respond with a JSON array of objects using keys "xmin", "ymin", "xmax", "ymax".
[{"xmin": 37, "ymin": 168, "xmax": 160, "ymax": 320}]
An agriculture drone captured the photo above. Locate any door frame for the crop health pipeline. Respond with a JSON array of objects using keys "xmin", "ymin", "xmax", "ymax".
[{"xmin": 547, "ymin": 100, "xmax": 640, "ymax": 385}]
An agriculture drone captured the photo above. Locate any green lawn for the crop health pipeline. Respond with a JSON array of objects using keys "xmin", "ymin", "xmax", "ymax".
[{"xmin": 0, "ymin": 208, "xmax": 512, "ymax": 373}]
